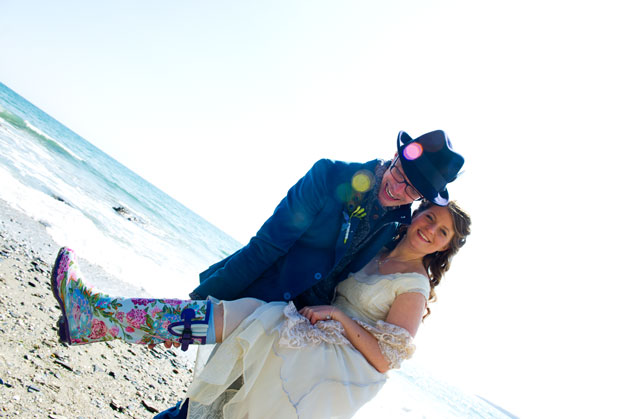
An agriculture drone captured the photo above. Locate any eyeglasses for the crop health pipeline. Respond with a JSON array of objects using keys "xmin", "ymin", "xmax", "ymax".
[{"xmin": 389, "ymin": 157, "xmax": 423, "ymax": 201}]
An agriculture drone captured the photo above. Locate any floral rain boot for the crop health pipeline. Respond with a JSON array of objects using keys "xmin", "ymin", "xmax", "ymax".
[{"xmin": 50, "ymin": 247, "xmax": 216, "ymax": 351}]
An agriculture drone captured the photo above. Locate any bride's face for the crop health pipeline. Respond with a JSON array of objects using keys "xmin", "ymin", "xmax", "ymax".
[{"xmin": 406, "ymin": 205, "xmax": 455, "ymax": 255}]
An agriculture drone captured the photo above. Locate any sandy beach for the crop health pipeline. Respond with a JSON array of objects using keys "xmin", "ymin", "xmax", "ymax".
[{"xmin": 0, "ymin": 199, "xmax": 193, "ymax": 418}]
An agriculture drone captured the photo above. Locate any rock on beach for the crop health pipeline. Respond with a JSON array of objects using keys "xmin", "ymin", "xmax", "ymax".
[{"xmin": 0, "ymin": 199, "xmax": 193, "ymax": 418}]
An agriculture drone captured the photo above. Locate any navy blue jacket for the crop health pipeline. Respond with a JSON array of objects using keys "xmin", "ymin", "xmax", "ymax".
[{"xmin": 193, "ymin": 159, "xmax": 412, "ymax": 304}]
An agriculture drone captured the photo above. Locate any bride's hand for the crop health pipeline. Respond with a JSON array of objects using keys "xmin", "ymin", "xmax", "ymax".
[{"xmin": 298, "ymin": 305, "xmax": 338, "ymax": 324}]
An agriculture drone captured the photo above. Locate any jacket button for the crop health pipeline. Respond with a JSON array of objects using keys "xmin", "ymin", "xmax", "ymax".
[
  {"xmin": 314, "ymin": 272, "xmax": 322, "ymax": 280},
  {"xmin": 283, "ymin": 292, "xmax": 291, "ymax": 300}
]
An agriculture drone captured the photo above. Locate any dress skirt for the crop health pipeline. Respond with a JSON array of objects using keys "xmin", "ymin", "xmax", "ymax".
[{"xmin": 186, "ymin": 301, "xmax": 386, "ymax": 419}]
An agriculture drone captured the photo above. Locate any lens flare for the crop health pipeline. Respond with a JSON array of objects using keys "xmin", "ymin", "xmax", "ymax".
[
  {"xmin": 335, "ymin": 183, "xmax": 352, "ymax": 202},
  {"xmin": 403, "ymin": 143, "xmax": 423, "ymax": 160},
  {"xmin": 352, "ymin": 172, "xmax": 373, "ymax": 193}
]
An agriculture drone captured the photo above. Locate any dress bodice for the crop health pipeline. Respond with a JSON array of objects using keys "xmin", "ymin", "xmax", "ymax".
[{"xmin": 332, "ymin": 267, "xmax": 430, "ymax": 325}]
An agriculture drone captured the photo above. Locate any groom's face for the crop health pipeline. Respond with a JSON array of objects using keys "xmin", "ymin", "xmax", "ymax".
[{"xmin": 377, "ymin": 156, "xmax": 420, "ymax": 207}]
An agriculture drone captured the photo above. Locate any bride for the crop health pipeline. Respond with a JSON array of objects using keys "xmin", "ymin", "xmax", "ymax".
[{"xmin": 51, "ymin": 200, "xmax": 471, "ymax": 418}]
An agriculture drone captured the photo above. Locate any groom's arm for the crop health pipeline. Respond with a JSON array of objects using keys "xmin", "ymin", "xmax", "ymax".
[{"xmin": 192, "ymin": 159, "xmax": 337, "ymax": 300}]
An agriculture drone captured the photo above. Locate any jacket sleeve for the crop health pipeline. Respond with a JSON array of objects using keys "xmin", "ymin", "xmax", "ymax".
[{"xmin": 192, "ymin": 159, "xmax": 336, "ymax": 300}]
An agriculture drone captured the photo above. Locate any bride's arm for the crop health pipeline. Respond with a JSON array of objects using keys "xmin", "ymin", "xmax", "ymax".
[{"xmin": 298, "ymin": 292, "xmax": 426, "ymax": 373}]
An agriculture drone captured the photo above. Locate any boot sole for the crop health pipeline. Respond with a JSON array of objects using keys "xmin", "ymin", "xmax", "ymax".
[{"xmin": 50, "ymin": 248, "xmax": 72, "ymax": 345}]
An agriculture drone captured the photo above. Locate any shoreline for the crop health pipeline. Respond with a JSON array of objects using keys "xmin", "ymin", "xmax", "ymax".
[
  {"xmin": 0, "ymin": 197, "xmax": 156, "ymax": 298},
  {"xmin": 0, "ymin": 198, "xmax": 194, "ymax": 418}
]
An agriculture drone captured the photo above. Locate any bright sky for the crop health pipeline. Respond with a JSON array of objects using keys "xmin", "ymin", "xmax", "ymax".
[{"xmin": 2, "ymin": 1, "xmax": 629, "ymax": 417}]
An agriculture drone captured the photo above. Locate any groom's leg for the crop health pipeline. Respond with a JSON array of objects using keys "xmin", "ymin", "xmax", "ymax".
[{"xmin": 153, "ymin": 399, "xmax": 189, "ymax": 419}]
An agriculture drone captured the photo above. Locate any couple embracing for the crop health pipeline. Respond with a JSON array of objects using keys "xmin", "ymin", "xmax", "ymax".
[{"xmin": 50, "ymin": 130, "xmax": 471, "ymax": 419}]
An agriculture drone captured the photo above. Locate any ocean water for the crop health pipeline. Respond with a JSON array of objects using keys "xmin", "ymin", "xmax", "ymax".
[
  {"xmin": 0, "ymin": 82, "xmax": 241, "ymax": 298},
  {"xmin": 0, "ymin": 81, "xmax": 514, "ymax": 418}
]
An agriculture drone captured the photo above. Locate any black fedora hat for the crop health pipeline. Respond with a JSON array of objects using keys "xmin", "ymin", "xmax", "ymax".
[{"xmin": 396, "ymin": 130, "xmax": 464, "ymax": 206}]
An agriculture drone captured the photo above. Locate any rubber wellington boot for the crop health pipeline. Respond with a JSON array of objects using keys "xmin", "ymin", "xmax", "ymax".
[{"xmin": 50, "ymin": 247, "xmax": 216, "ymax": 351}]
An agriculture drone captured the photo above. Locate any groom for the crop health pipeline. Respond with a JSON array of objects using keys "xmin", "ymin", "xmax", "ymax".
[
  {"xmin": 189, "ymin": 129, "xmax": 464, "ymax": 307},
  {"xmin": 156, "ymin": 129, "xmax": 464, "ymax": 418}
]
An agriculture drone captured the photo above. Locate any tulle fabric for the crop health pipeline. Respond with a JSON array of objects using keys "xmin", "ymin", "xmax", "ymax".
[{"xmin": 187, "ymin": 270, "xmax": 430, "ymax": 419}]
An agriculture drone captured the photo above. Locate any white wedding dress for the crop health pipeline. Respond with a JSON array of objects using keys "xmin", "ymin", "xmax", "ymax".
[{"xmin": 186, "ymin": 265, "xmax": 430, "ymax": 419}]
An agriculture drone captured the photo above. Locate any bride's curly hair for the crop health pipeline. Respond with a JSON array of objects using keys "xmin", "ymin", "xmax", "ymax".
[{"xmin": 398, "ymin": 200, "xmax": 472, "ymax": 319}]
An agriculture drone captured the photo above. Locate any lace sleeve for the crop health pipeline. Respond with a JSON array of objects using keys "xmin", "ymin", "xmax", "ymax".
[
  {"xmin": 278, "ymin": 302, "xmax": 351, "ymax": 348},
  {"xmin": 355, "ymin": 319, "xmax": 416, "ymax": 369},
  {"xmin": 278, "ymin": 304, "xmax": 415, "ymax": 369}
]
